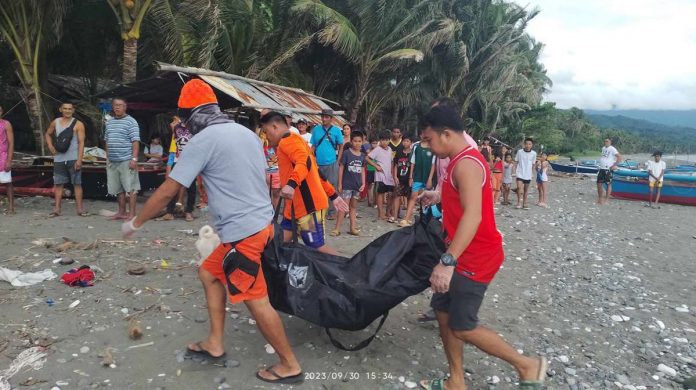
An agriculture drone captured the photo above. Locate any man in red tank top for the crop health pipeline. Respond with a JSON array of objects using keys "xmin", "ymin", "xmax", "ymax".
[{"xmin": 417, "ymin": 105, "xmax": 547, "ymax": 390}]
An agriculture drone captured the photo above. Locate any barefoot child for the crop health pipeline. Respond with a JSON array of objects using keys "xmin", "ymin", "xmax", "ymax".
[
  {"xmin": 392, "ymin": 134, "xmax": 413, "ymax": 220},
  {"xmin": 332, "ymin": 131, "xmax": 366, "ymax": 236},
  {"xmin": 646, "ymin": 151, "xmax": 666, "ymax": 208},
  {"xmin": 0, "ymin": 106, "xmax": 14, "ymax": 214},
  {"xmin": 367, "ymin": 131, "xmax": 395, "ymax": 221},
  {"xmin": 535, "ymin": 152, "xmax": 549, "ymax": 208},
  {"xmin": 416, "ymin": 105, "xmax": 547, "ymax": 390},
  {"xmin": 502, "ymin": 153, "xmax": 513, "ymax": 205},
  {"xmin": 513, "ymin": 138, "xmax": 537, "ymax": 209}
]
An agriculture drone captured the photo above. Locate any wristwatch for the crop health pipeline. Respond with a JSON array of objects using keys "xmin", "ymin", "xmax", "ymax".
[{"xmin": 440, "ymin": 253, "xmax": 457, "ymax": 266}]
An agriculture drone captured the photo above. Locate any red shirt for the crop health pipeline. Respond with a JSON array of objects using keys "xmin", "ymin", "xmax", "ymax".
[{"xmin": 442, "ymin": 147, "xmax": 504, "ymax": 283}]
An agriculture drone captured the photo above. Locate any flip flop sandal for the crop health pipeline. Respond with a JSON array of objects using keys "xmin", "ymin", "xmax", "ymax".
[
  {"xmin": 348, "ymin": 229, "xmax": 360, "ymax": 236},
  {"xmin": 387, "ymin": 217, "xmax": 396, "ymax": 223},
  {"xmin": 49, "ymin": 212, "xmax": 61, "ymax": 218},
  {"xmin": 420, "ymin": 378, "xmax": 445, "ymax": 390},
  {"xmin": 78, "ymin": 211, "xmax": 91, "ymax": 217},
  {"xmin": 329, "ymin": 230, "xmax": 341, "ymax": 237},
  {"xmin": 256, "ymin": 367, "xmax": 304, "ymax": 384},
  {"xmin": 417, "ymin": 311, "xmax": 437, "ymax": 322},
  {"xmin": 518, "ymin": 356, "xmax": 548, "ymax": 389},
  {"xmin": 185, "ymin": 342, "xmax": 226, "ymax": 360}
]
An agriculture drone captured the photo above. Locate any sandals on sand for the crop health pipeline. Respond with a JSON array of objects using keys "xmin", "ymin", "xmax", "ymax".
[
  {"xmin": 185, "ymin": 342, "xmax": 226, "ymax": 361},
  {"xmin": 78, "ymin": 211, "xmax": 91, "ymax": 217},
  {"xmin": 348, "ymin": 229, "xmax": 360, "ymax": 236},
  {"xmin": 398, "ymin": 219, "xmax": 413, "ymax": 227},
  {"xmin": 329, "ymin": 230, "xmax": 341, "ymax": 237},
  {"xmin": 256, "ymin": 367, "xmax": 304, "ymax": 384},
  {"xmin": 518, "ymin": 357, "xmax": 548, "ymax": 389},
  {"xmin": 49, "ymin": 212, "xmax": 61, "ymax": 218}
]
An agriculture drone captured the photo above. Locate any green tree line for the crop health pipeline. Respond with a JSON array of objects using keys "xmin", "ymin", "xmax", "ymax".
[{"xmin": 0, "ymin": 0, "xmax": 669, "ymax": 155}]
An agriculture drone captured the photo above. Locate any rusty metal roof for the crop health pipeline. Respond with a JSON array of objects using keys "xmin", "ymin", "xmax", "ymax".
[{"xmin": 157, "ymin": 63, "xmax": 346, "ymax": 126}]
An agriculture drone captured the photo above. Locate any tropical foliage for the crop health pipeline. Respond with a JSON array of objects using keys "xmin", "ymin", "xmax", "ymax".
[{"xmin": 6, "ymin": 0, "xmax": 668, "ymax": 154}]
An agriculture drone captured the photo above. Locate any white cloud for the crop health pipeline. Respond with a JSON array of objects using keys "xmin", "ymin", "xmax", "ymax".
[{"xmin": 516, "ymin": 0, "xmax": 696, "ymax": 109}]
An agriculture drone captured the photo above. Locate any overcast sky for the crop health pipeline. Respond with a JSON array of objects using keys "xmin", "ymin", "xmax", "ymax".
[{"xmin": 515, "ymin": 0, "xmax": 696, "ymax": 110}]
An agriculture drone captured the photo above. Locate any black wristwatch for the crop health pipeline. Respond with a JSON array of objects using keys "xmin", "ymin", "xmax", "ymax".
[{"xmin": 440, "ymin": 253, "xmax": 457, "ymax": 266}]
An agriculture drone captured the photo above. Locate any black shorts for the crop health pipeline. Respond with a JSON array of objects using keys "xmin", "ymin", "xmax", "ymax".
[
  {"xmin": 53, "ymin": 160, "xmax": 82, "ymax": 186},
  {"xmin": 597, "ymin": 169, "xmax": 613, "ymax": 184},
  {"xmin": 376, "ymin": 182, "xmax": 394, "ymax": 194},
  {"xmin": 516, "ymin": 178, "xmax": 531, "ymax": 185},
  {"xmin": 431, "ymin": 272, "xmax": 488, "ymax": 331},
  {"xmin": 367, "ymin": 170, "xmax": 375, "ymax": 184}
]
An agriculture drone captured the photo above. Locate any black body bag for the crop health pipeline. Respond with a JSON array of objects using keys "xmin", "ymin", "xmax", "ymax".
[{"xmin": 262, "ymin": 207, "xmax": 445, "ymax": 350}]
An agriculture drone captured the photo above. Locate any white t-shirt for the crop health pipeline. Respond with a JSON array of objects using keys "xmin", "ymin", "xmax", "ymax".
[
  {"xmin": 600, "ymin": 146, "xmax": 619, "ymax": 169},
  {"xmin": 515, "ymin": 149, "xmax": 537, "ymax": 180},
  {"xmin": 646, "ymin": 160, "xmax": 666, "ymax": 182},
  {"xmin": 300, "ymin": 132, "xmax": 312, "ymax": 145},
  {"xmin": 289, "ymin": 126, "xmax": 300, "ymax": 135}
]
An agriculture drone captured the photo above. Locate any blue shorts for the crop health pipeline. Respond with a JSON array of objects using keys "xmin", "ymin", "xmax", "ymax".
[
  {"xmin": 411, "ymin": 181, "xmax": 426, "ymax": 192},
  {"xmin": 280, "ymin": 209, "xmax": 326, "ymax": 249}
]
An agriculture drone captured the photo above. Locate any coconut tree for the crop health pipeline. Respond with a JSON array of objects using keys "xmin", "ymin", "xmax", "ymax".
[
  {"xmin": 105, "ymin": 0, "xmax": 155, "ymax": 82},
  {"xmin": 262, "ymin": 0, "xmax": 455, "ymax": 124},
  {"xmin": 0, "ymin": 0, "xmax": 70, "ymax": 153}
]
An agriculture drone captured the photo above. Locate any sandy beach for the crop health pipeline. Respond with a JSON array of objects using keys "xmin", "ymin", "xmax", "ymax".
[{"xmin": 1, "ymin": 174, "xmax": 695, "ymax": 390}]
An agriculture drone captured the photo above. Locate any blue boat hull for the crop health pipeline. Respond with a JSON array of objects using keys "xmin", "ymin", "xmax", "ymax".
[
  {"xmin": 550, "ymin": 162, "xmax": 599, "ymax": 174},
  {"xmin": 611, "ymin": 169, "xmax": 696, "ymax": 206}
]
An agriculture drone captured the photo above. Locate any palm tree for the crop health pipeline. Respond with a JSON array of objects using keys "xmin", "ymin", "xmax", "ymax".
[
  {"xmin": 263, "ymin": 0, "xmax": 455, "ymax": 124},
  {"xmin": 0, "ymin": 0, "xmax": 70, "ymax": 153},
  {"xmin": 106, "ymin": 0, "xmax": 155, "ymax": 82}
]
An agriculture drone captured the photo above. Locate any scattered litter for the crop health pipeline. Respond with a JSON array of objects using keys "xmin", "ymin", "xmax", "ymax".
[
  {"xmin": 0, "ymin": 267, "xmax": 57, "ymax": 287},
  {"xmin": 264, "ymin": 344, "xmax": 275, "ymax": 354},
  {"xmin": 0, "ymin": 347, "xmax": 47, "ymax": 390},
  {"xmin": 69, "ymin": 300, "xmax": 81, "ymax": 309},
  {"xmin": 60, "ymin": 266, "xmax": 95, "ymax": 287},
  {"xmin": 98, "ymin": 209, "xmax": 117, "ymax": 217},
  {"xmin": 127, "ymin": 264, "xmax": 147, "ymax": 276},
  {"xmin": 160, "ymin": 259, "xmax": 169, "ymax": 269},
  {"xmin": 128, "ymin": 320, "xmax": 143, "ymax": 340},
  {"xmin": 127, "ymin": 341, "xmax": 154, "ymax": 350},
  {"xmin": 99, "ymin": 348, "xmax": 115, "ymax": 367}
]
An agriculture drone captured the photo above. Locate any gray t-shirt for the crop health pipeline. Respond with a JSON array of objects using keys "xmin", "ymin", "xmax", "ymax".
[
  {"xmin": 54, "ymin": 118, "xmax": 79, "ymax": 163},
  {"xmin": 169, "ymin": 123, "xmax": 272, "ymax": 243}
]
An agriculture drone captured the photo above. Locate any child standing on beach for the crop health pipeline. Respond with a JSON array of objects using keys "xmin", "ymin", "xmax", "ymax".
[
  {"xmin": 502, "ymin": 153, "xmax": 514, "ymax": 205},
  {"xmin": 491, "ymin": 150, "xmax": 504, "ymax": 204},
  {"xmin": 0, "ymin": 106, "xmax": 14, "ymax": 214},
  {"xmin": 332, "ymin": 131, "xmax": 366, "ymax": 236},
  {"xmin": 646, "ymin": 151, "xmax": 666, "ymax": 208},
  {"xmin": 535, "ymin": 152, "xmax": 549, "ymax": 208},
  {"xmin": 392, "ymin": 134, "xmax": 413, "ymax": 221},
  {"xmin": 400, "ymin": 131, "xmax": 436, "ymax": 226},
  {"xmin": 367, "ymin": 130, "xmax": 395, "ymax": 221},
  {"xmin": 513, "ymin": 138, "xmax": 537, "ymax": 209}
]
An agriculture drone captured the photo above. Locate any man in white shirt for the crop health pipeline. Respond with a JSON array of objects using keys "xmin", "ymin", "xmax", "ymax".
[
  {"xmin": 597, "ymin": 138, "xmax": 621, "ymax": 205},
  {"xmin": 513, "ymin": 137, "xmax": 537, "ymax": 209},
  {"xmin": 646, "ymin": 151, "xmax": 666, "ymax": 208}
]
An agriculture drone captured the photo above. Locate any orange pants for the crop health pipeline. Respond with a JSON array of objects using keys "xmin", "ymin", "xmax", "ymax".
[
  {"xmin": 201, "ymin": 224, "xmax": 273, "ymax": 304},
  {"xmin": 491, "ymin": 172, "xmax": 503, "ymax": 191}
]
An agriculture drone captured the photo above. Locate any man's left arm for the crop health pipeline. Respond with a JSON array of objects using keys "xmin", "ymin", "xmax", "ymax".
[
  {"xmin": 129, "ymin": 120, "xmax": 140, "ymax": 169},
  {"xmin": 430, "ymin": 159, "xmax": 484, "ymax": 293},
  {"xmin": 75, "ymin": 121, "xmax": 85, "ymax": 170}
]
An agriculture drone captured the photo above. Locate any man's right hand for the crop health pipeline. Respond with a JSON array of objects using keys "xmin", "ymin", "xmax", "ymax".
[
  {"xmin": 280, "ymin": 185, "xmax": 295, "ymax": 199},
  {"xmin": 376, "ymin": 166, "xmax": 383, "ymax": 172}
]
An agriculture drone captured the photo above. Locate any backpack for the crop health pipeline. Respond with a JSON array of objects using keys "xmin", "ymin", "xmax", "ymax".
[{"xmin": 54, "ymin": 119, "xmax": 77, "ymax": 153}]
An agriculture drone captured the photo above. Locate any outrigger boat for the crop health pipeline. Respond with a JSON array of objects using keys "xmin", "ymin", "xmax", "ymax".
[
  {"xmin": 611, "ymin": 169, "xmax": 696, "ymax": 206},
  {"xmin": 549, "ymin": 160, "xmax": 638, "ymax": 175}
]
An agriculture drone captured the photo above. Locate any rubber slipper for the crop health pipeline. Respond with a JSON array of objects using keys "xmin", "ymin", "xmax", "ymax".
[
  {"xmin": 329, "ymin": 230, "xmax": 340, "ymax": 237},
  {"xmin": 417, "ymin": 311, "xmax": 437, "ymax": 322},
  {"xmin": 420, "ymin": 378, "xmax": 445, "ymax": 390},
  {"xmin": 348, "ymin": 229, "xmax": 360, "ymax": 236},
  {"xmin": 107, "ymin": 214, "xmax": 128, "ymax": 221},
  {"xmin": 519, "ymin": 356, "xmax": 548, "ymax": 389},
  {"xmin": 185, "ymin": 342, "xmax": 226, "ymax": 360},
  {"xmin": 256, "ymin": 367, "xmax": 304, "ymax": 384},
  {"xmin": 77, "ymin": 211, "xmax": 91, "ymax": 217},
  {"xmin": 49, "ymin": 212, "xmax": 61, "ymax": 218}
]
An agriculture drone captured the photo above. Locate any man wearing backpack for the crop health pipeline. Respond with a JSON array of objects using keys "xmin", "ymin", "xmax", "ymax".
[
  {"xmin": 310, "ymin": 110, "xmax": 343, "ymax": 219},
  {"xmin": 45, "ymin": 102, "xmax": 87, "ymax": 217}
]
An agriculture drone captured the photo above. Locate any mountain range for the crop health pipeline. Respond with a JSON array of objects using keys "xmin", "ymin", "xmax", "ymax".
[{"xmin": 584, "ymin": 109, "xmax": 696, "ymax": 128}]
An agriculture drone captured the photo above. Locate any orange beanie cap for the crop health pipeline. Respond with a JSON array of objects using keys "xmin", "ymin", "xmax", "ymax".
[{"xmin": 178, "ymin": 79, "xmax": 218, "ymax": 109}]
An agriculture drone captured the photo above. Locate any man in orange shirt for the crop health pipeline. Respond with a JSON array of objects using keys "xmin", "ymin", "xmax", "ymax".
[{"xmin": 260, "ymin": 111, "xmax": 349, "ymax": 255}]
